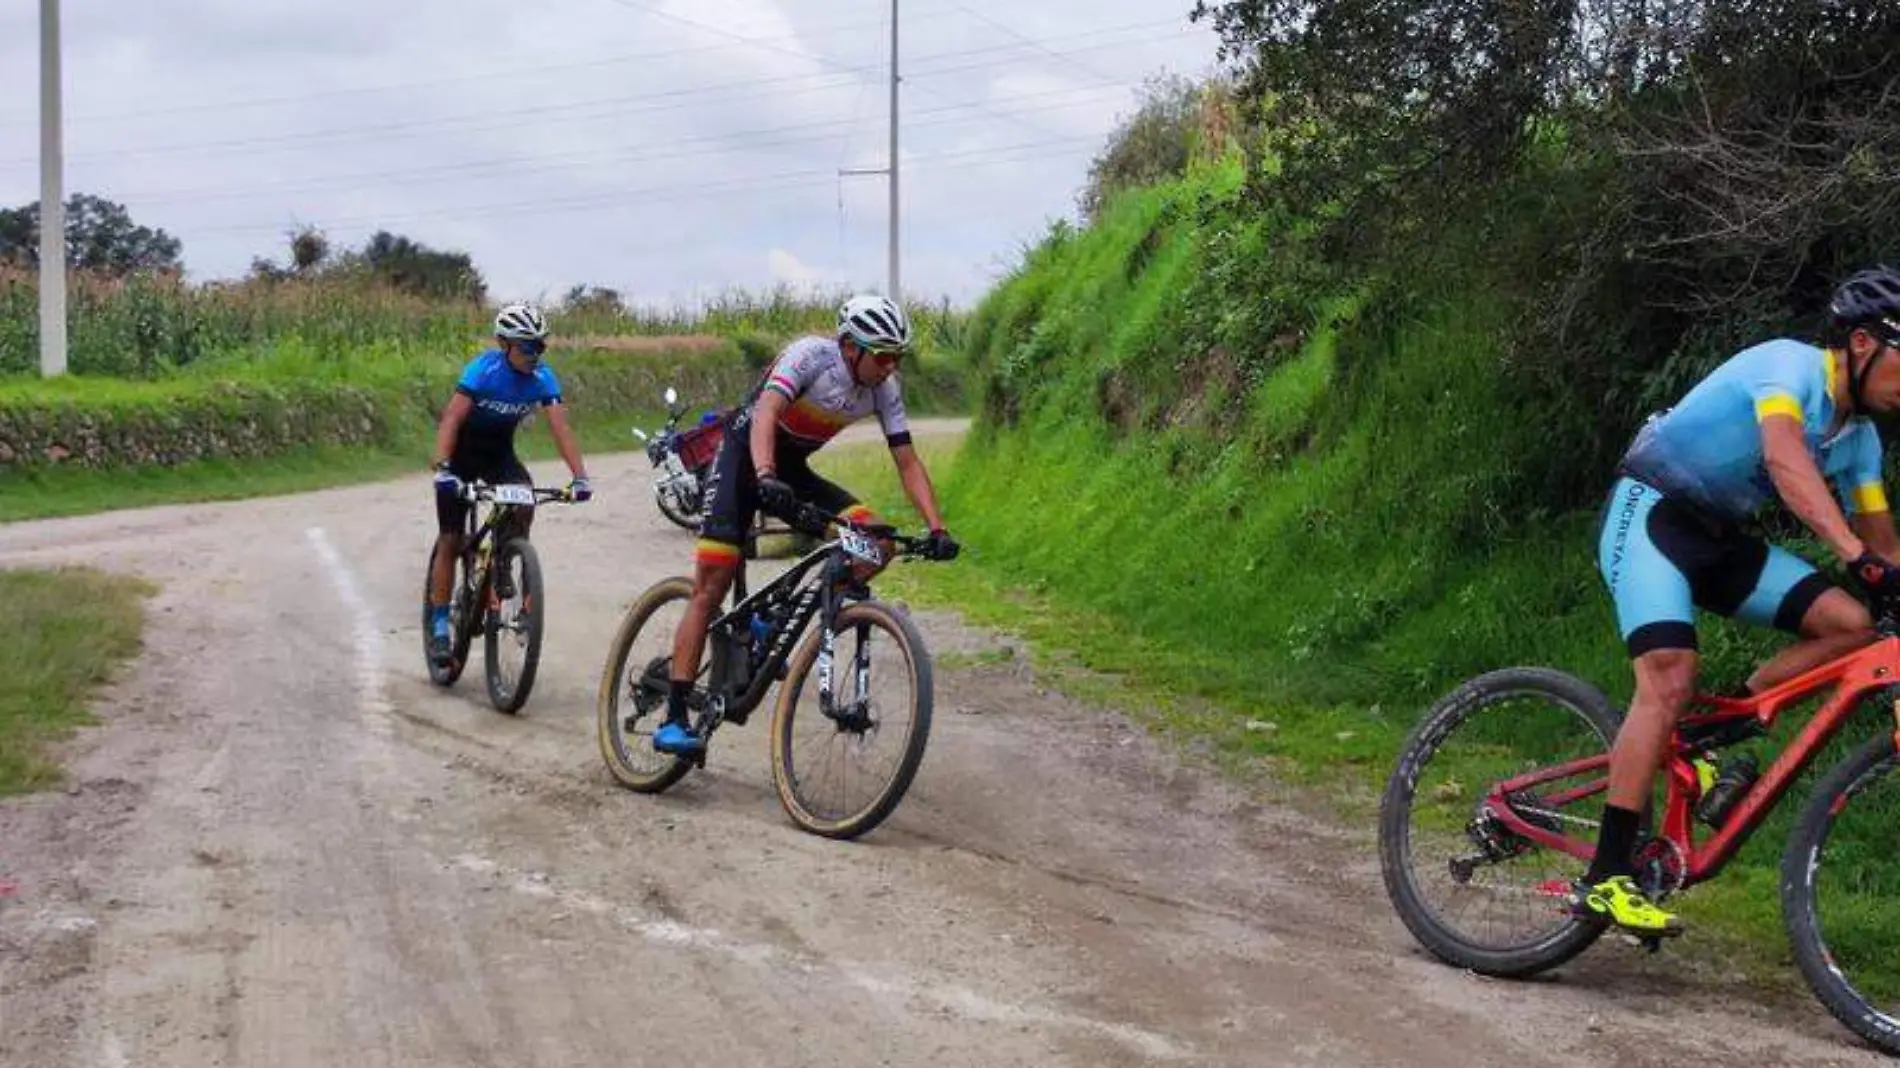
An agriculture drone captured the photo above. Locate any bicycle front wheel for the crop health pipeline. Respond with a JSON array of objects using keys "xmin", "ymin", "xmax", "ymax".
[
  {"xmin": 1783, "ymin": 733, "xmax": 1900, "ymax": 1055},
  {"xmin": 769, "ymin": 601, "xmax": 931, "ymax": 840},
  {"xmin": 1379, "ymin": 667, "xmax": 1619, "ymax": 977},
  {"xmin": 484, "ymin": 538, "xmax": 544, "ymax": 714}
]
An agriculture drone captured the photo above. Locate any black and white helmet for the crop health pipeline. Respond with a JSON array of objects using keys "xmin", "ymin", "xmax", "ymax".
[
  {"xmin": 1829, "ymin": 266, "xmax": 1900, "ymax": 336},
  {"xmin": 837, "ymin": 294, "xmax": 911, "ymax": 352},
  {"xmin": 494, "ymin": 301, "xmax": 549, "ymax": 342}
]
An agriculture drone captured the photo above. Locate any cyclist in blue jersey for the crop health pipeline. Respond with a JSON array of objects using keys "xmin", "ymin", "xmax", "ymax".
[
  {"xmin": 426, "ymin": 302, "xmax": 593, "ymax": 665},
  {"xmin": 1577, "ymin": 267, "xmax": 1900, "ymax": 936}
]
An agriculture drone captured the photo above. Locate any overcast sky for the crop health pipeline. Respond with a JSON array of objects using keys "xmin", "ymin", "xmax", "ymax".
[{"xmin": 0, "ymin": 1, "xmax": 1217, "ymax": 311}]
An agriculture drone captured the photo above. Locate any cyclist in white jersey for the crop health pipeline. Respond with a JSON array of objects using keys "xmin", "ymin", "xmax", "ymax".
[{"xmin": 655, "ymin": 295, "xmax": 960, "ymax": 755}]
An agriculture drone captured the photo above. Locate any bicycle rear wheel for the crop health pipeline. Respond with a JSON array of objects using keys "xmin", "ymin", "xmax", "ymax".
[
  {"xmin": 484, "ymin": 538, "xmax": 544, "ymax": 714},
  {"xmin": 769, "ymin": 601, "xmax": 931, "ymax": 840},
  {"xmin": 596, "ymin": 577, "xmax": 697, "ymax": 793},
  {"xmin": 1379, "ymin": 667, "xmax": 1619, "ymax": 977},
  {"xmin": 1783, "ymin": 733, "xmax": 1900, "ymax": 1055},
  {"xmin": 423, "ymin": 541, "xmax": 475, "ymax": 686}
]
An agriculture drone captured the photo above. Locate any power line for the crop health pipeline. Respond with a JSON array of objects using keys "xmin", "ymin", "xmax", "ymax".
[
  {"xmin": 186, "ymin": 135, "xmax": 1102, "ymax": 238},
  {"xmin": 590, "ymin": 0, "xmax": 1079, "ymax": 146},
  {"xmin": 0, "ymin": 21, "xmax": 1190, "ymax": 170},
  {"xmin": 111, "ymin": 84, "xmax": 1126, "ymax": 206},
  {"xmin": 945, "ymin": 3, "xmax": 1126, "ymax": 86},
  {"xmin": 0, "ymin": 8, "xmax": 956, "ymax": 129}
]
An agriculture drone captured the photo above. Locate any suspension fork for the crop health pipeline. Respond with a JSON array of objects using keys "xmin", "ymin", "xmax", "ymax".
[{"xmin": 815, "ymin": 566, "xmax": 841, "ymax": 717}]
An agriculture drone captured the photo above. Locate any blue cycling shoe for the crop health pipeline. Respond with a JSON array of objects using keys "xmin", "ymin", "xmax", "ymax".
[{"xmin": 653, "ymin": 721, "xmax": 704, "ymax": 755}]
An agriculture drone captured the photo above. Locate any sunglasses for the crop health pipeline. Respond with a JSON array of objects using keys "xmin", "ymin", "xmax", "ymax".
[
  {"xmin": 863, "ymin": 346, "xmax": 904, "ymax": 367},
  {"xmin": 512, "ymin": 338, "xmax": 547, "ymax": 358}
]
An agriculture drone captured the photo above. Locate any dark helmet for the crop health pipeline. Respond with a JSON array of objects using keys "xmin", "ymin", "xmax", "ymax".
[
  {"xmin": 1830, "ymin": 267, "xmax": 1900, "ymax": 411},
  {"xmin": 1830, "ymin": 266, "xmax": 1900, "ymax": 332}
]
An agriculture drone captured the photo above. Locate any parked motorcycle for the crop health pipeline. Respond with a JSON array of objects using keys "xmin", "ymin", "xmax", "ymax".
[{"xmin": 631, "ymin": 387, "xmax": 728, "ymax": 531}]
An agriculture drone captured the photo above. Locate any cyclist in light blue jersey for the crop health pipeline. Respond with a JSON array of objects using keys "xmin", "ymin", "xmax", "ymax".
[
  {"xmin": 426, "ymin": 302, "xmax": 592, "ymax": 665},
  {"xmin": 1577, "ymin": 267, "xmax": 1900, "ymax": 936}
]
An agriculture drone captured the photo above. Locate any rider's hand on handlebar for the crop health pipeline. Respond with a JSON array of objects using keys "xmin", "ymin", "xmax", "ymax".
[
  {"xmin": 432, "ymin": 464, "xmax": 462, "ymax": 497},
  {"xmin": 757, "ymin": 472, "xmax": 796, "ymax": 516},
  {"xmin": 568, "ymin": 475, "xmax": 593, "ymax": 503},
  {"xmin": 920, "ymin": 528, "xmax": 961, "ymax": 561},
  {"xmin": 1851, "ymin": 549, "xmax": 1900, "ymax": 597}
]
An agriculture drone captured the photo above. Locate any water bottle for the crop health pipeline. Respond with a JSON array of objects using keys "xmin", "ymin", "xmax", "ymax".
[
  {"xmin": 748, "ymin": 611, "xmax": 772, "ymax": 663},
  {"xmin": 1696, "ymin": 752, "xmax": 1760, "ymax": 828}
]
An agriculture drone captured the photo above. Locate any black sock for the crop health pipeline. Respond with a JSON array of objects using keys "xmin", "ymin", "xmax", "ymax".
[
  {"xmin": 667, "ymin": 680, "xmax": 692, "ymax": 725},
  {"xmin": 1586, "ymin": 805, "xmax": 1641, "ymax": 883}
]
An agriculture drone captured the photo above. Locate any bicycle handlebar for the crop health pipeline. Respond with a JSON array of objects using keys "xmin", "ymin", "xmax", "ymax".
[
  {"xmin": 458, "ymin": 481, "xmax": 574, "ymax": 505},
  {"xmin": 783, "ymin": 501, "xmax": 938, "ymax": 557}
]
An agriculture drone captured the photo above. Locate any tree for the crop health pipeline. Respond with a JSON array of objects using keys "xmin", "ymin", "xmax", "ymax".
[
  {"xmin": 1079, "ymin": 74, "xmax": 1208, "ymax": 221},
  {"xmin": 0, "ymin": 193, "xmax": 183, "ymax": 275},
  {"xmin": 289, "ymin": 225, "xmax": 329, "ymax": 273},
  {"xmin": 562, "ymin": 283, "xmax": 625, "ymax": 318},
  {"xmin": 361, "ymin": 230, "xmax": 485, "ymax": 302}
]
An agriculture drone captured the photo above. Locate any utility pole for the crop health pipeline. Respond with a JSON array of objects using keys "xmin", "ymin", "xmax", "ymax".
[
  {"xmin": 886, "ymin": 0, "xmax": 899, "ymax": 302},
  {"xmin": 839, "ymin": 0, "xmax": 899, "ymax": 301},
  {"xmin": 39, "ymin": 0, "xmax": 67, "ymax": 378}
]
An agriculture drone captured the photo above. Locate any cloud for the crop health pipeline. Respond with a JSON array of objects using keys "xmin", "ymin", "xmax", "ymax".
[{"xmin": 0, "ymin": 0, "xmax": 1220, "ymax": 307}]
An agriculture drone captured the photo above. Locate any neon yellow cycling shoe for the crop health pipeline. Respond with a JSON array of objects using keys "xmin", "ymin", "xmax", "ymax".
[{"xmin": 1569, "ymin": 875, "xmax": 1685, "ymax": 937}]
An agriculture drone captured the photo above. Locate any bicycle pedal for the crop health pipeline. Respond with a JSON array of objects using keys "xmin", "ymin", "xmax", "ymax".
[{"xmin": 1621, "ymin": 933, "xmax": 1668, "ymax": 954}]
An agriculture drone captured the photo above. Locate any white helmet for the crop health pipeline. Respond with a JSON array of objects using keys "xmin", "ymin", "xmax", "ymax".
[
  {"xmin": 837, "ymin": 294, "xmax": 911, "ymax": 352},
  {"xmin": 494, "ymin": 302, "xmax": 548, "ymax": 342}
]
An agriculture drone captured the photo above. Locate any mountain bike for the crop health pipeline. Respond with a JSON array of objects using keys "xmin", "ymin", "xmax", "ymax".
[
  {"xmin": 422, "ymin": 480, "xmax": 572, "ymax": 714},
  {"xmin": 595, "ymin": 502, "xmax": 948, "ymax": 839},
  {"xmin": 1379, "ymin": 590, "xmax": 1900, "ymax": 1055}
]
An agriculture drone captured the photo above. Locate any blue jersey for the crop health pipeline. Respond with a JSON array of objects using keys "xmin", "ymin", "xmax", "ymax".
[
  {"xmin": 454, "ymin": 349, "xmax": 562, "ymax": 449},
  {"xmin": 1620, "ymin": 338, "xmax": 1887, "ymax": 520}
]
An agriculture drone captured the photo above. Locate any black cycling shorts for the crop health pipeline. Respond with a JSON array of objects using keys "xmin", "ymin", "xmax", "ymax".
[
  {"xmin": 435, "ymin": 439, "xmax": 532, "ymax": 535},
  {"xmin": 694, "ymin": 425, "xmax": 870, "ymax": 565}
]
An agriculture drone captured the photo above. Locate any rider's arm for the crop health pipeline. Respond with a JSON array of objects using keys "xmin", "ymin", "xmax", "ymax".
[
  {"xmin": 750, "ymin": 389, "xmax": 789, "ymax": 475},
  {"xmin": 1852, "ymin": 510, "xmax": 1900, "ymax": 559},
  {"xmin": 1761, "ymin": 415, "xmax": 1866, "ymax": 561},
  {"xmin": 431, "ymin": 393, "xmax": 474, "ymax": 468},
  {"xmin": 889, "ymin": 443, "xmax": 946, "ymax": 532},
  {"xmin": 541, "ymin": 402, "xmax": 587, "ymax": 480}
]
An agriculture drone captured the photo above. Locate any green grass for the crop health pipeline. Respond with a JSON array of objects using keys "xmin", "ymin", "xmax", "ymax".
[{"xmin": 0, "ymin": 567, "xmax": 151, "ymax": 795}]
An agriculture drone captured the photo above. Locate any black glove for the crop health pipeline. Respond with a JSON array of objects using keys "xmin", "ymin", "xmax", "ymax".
[
  {"xmin": 756, "ymin": 473, "xmax": 796, "ymax": 517},
  {"xmin": 1852, "ymin": 550, "xmax": 1900, "ymax": 596},
  {"xmin": 921, "ymin": 528, "xmax": 960, "ymax": 561}
]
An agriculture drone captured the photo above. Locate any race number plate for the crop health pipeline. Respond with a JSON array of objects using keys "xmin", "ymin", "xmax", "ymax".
[
  {"xmin": 839, "ymin": 528, "xmax": 883, "ymax": 567},
  {"xmin": 493, "ymin": 484, "xmax": 537, "ymax": 506}
]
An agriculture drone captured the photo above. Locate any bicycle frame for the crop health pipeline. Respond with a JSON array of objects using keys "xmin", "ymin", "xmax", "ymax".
[
  {"xmin": 1485, "ymin": 633, "xmax": 1900, "ymax": 888},
  {"xmin": 454, "ymin": 483, "xmax": 565, "ymax": 607},
  {"xmin": 701, "ymin": 536, "xmax": 854, "ymax": 720}
]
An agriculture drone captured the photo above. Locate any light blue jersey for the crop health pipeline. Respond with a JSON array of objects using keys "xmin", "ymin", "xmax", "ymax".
[{"xmin": 1620, "ymin": 339, "xmax": 1886, "ymax": 520}]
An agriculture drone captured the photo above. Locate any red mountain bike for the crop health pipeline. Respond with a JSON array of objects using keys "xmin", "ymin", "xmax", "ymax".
[{"xmin": 1380, "ymin": 593, "xmax": 1900, "ymax": 1055}]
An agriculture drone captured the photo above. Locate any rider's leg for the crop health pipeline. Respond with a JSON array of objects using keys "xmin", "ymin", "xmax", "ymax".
[
  {"xmin": 493, "ymin": 454, "xmax": 535, "ymax": 600},
  {"xmin": 655, "ymin": 543, "xmax": 739, "ymax": 752},
  {"xmin": 1740, "ymin": 553, "xmax": 1874, "ymax": 690},
  {"xmin": 656, "ymin": 434, "xmax": 753, "ymax": 753},
  {"xmin": 1578, "ymin": 477, "xmax": 1696, "ymax": 934},
  {"xmin": 1591, "ymin": 647, "xmax": 1698, "ymax": 881},
  {"xmin": 798, "ymin": 471, "xmax": 887, "ymax": 586},
  {"xmin": 429, "ymin": 473, "xmax": 470, "ymax": 660}
]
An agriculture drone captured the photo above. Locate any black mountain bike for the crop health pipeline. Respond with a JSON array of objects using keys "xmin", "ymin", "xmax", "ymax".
[
  {"xmin": 596, "ymin": 503, "xmax": 947, "ymax": 839},
  {"xmin": 423, "ymin": 480, "xmax": 572, "ymax": 713}
]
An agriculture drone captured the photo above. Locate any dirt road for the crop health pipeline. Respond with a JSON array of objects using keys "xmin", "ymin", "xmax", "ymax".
[{"xmin": 0, "ymin": 419, "xmax": 1882, "ymax": 1067}]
